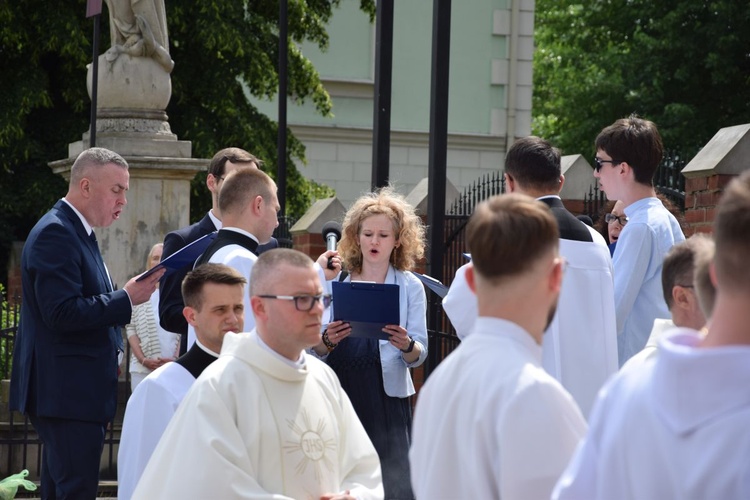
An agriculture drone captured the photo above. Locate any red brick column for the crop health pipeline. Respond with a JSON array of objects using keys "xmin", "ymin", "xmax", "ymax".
[
  {"xmin": 292, "ymin": 232, "xmax": 326, "ymax": 262},
  {"xmin": 683, "ymin": 174, "xmax": 735, "ymax": 236},
  {"xmin": 561, "ymin": 199, "xmax": 586, "ymax": 216}
]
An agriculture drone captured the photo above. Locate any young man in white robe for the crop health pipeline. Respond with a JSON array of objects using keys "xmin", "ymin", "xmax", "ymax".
[
  {"xmin": 133, "ymin": 249, "xmax": 383, "ymax": 499},
  {"xmin": 410, "ymin": 194, "xmax": 587, "ymax": 500},
  {"xmin": 117, "ymin": 263, "xmax": 245, "ymax": 500},
  {"xmin": 187, "ymin": 167, "xmax": 341, "ymax": 350},
  {"xmin": 554, "ymin": 171, "xmax": 750, "ymax": 499},
  {"xmin": 443, "ymin": 136, "xmax": 617, "ymax": 416},
  {"xmin": 185, "ymin": 167, "xmax": 279, "ymax": 350}
]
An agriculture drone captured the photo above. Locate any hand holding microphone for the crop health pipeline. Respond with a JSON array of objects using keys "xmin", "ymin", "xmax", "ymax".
[{"xmin": 322, "ymin": 221, "xmax": 342, "ymax": 270}]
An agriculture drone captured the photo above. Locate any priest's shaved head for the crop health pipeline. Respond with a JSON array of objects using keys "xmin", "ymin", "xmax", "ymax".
[{"xmin": 250, "ymin": 249, "xmax": 330, "ymax": 361}]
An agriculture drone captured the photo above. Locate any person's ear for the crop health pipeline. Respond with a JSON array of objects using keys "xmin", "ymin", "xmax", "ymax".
[
  {"xmin": 549, "ymin": 258, "xmax": 564, "ymax": 294},
  {"xmin": 672, "ymin": 285, "xmax": 692, "ymax": 312},
  {"xmin": 80, "ymin": 177, "xmax": 92, "ymax": 198},
  {"xmin": 465, "ymin": 263, "xmax": 476, "ymax": 293},
  {"xmin": 619, "ymin": 162, "xmax": 631, "ymax": 177},
  {"xmin": 250, "ymin": 296, "xmax": 267, "ymax": 320},
  {"xmin": 504, "ymin": 173, "xmax": 516, "ymax": 193},
  {"xmin": 557, "ymin": 174, "xmax": 565, "ymax": 193},
  {"xmin": 253, "ymin": 195, "xmax": 264, "ymax": 215},
  {"xmin": 206, "ymin": 173, "xmax": 219, "ymax": 194},
  {"xmin": 183, "ymin": 306, "xmax": 197, "ymax": 327}
]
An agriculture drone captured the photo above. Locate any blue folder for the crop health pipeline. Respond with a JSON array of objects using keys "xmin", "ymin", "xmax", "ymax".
[
  {"xmin": 413, "ymin": 273, "xmax": 449, "ymax": 298},
  {"xmin": 331, "ymin": 281, "xmax": 400, "ymax": 340},
  {"xmin": 136, "ymin": 231, "xmax": 217, "ymax": 281}
]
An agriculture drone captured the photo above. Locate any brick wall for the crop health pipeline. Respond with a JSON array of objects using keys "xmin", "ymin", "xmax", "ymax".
[
  {"xmin": 683, "ymin": 174, "xmax": 736, "ymax": 236},
  {"xmin": 292, "ymin": 233, "xmax": 327, "ymax": 262}
]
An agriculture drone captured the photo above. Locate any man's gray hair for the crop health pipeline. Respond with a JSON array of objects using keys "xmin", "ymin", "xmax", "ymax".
[{"xmin": 70, "ymin": 147, "xmax": 129, "ymax": 185}]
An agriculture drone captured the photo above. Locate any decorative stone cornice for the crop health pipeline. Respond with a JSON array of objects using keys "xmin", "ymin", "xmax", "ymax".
[{"xmin": 290, "ymin": 124, "xmax": 505, "ymax": 152}]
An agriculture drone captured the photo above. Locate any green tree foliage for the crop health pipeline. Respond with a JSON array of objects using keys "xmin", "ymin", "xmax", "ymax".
[
  {"xmin": 0, "ymin": 0, "xmax": 375, "ymax": 284},
  {"xmin": 533, "ymin": 0, "xmax": 750, "ymax": 157}
]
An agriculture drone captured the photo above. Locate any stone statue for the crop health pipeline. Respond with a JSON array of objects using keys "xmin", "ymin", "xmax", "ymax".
[{"xmin": 104, "ymin": 0, "xmax": 174, "ymax": 73}]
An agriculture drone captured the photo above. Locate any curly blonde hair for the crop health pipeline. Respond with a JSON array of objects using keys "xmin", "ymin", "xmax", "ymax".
[{"xmin": 338, "ymin": 186, "xmax": 425, "ymax": 273}]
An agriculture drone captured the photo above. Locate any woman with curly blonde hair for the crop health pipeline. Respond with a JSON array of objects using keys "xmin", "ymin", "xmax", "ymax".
[{"xmin": 311, "ymin": 186, "xmax": 427, "ymax": 499}]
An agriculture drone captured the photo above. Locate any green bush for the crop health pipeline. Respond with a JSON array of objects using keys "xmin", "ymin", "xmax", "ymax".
[{"xmin": 0, "ymin": 284, "xmax": 17, "ymax": 378}]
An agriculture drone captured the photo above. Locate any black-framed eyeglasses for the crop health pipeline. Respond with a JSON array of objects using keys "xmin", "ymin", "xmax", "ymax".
[
  {"xmin": 594, "ymin": 157, "xmax": 619, "ymax": 172},
  {"xmin": 605, "ymin": 213, "xmax": 628, "ymax": 225},
  {"xmin": 257, "ymin": 294, "xmax": 332, "ymax": 311}
]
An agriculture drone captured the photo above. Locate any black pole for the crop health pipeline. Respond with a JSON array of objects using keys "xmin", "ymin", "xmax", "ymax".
[
  {"xmin": 277, "ymin": 0, "xmax": 288, "ymax": 215},
  {"xmin": 371, "ymin": 0, "xmax": 394, "ymax": 190},
  {"xmin": 425, "ymin": 0, "xmax": 451, "ymax": 376},
  {"xmin": 427, "ymin": 0, "xmax": 451, "ymax": 283},
  {"xmin": 89, "ymin": 13, "xmax": 100, "ymax": 147}
]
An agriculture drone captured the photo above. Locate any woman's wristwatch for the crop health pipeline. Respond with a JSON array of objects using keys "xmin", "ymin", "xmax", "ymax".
[{"xmin": 400, "ymin": 337, "xmax": 416, "ymax": 353}]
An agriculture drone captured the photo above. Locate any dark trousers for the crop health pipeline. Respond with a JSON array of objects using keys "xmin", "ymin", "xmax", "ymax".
[{"xmin": 29, "ymin": 415, "xmax": 107, "ymax": 500}]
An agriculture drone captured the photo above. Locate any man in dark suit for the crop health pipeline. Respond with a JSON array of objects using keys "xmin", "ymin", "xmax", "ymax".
[
  {"xmin": 10, "ymin": 147, "xmax": 164, "ymax": 499},
  {"xmin": 158, "ymin": 147, "xmax": 278, "ymax": 355}
]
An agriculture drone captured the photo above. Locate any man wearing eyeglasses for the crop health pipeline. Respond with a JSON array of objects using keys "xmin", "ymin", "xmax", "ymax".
[
  {"xmin": 159, "ymin": 147, "xmax": 279, "ymax": 356},
  {"xmin": 133, "ymin": 249, "xmax": 384, "ymax": 500},
  {"xmin": 118, "ymin": 263, "xmax": 246, "ymax": 500},
  {"xmin": 593, "ymin": 115, "xmax": 685, "ymax": 366}
]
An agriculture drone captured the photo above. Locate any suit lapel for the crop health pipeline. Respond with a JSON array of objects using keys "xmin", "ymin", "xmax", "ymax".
[{"xmin": 55, "ymin": 201, "xmax": 113, "ymax": 292}]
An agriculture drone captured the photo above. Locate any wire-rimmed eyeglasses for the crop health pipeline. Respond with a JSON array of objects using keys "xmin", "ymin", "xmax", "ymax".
[
  {"xmin": 605, "ymin": 213, "xmax": 628, "ymax": 226},
  {"xmin": 257, "ymin": 294, "xmax": 332, "ymax": 311},
  {"xmin": 594, "ymin": 157, "xmax": 619, "ymax": 172}
]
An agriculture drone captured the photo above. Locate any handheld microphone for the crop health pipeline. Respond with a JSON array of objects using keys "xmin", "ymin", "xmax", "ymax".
[{"xmin": 321, "ymin": 221, "xmax": 342, "ymax": 270}]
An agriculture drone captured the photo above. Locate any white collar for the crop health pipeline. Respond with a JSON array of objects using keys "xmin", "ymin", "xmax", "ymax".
[
  {"xmin": 194, "ymin": 338, "xmax": 220, "ymax": 358},
  {"xmin": 61, "ymin": 198, "xmax": 93, "ymax": 235},
  {"xmin": 208, "ymin": 210, "xmax": 221, "ymax": 230}
]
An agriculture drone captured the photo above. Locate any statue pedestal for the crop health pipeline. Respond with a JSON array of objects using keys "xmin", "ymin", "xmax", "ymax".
[{"xmin": 50, "ymin": 58, "xmax": 206, "ymax": 286}]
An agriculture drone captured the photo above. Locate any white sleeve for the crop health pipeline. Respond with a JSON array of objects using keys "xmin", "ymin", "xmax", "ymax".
[
  {"xmin": 117, "ymin": 378, "xmax": 180, "ymax": 500},
  {"xmin": 441, "ymin": 264, "xmax": 477, "ymax": 340}
]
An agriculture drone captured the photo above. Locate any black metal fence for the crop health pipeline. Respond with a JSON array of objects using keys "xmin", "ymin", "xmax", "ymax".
[
  {"xmin": 655, "ymin": 149, "xmax": 690, "ymax": 211},
  {"xmin": 1, "ymin": 294, "xmax": 123, "ymax": 489},
  {"xmin": 424, "ymin": 172, "xmax": 506, "ymax": 378},
  {"xmin": 274, "ymin": 215, "xmax": 298, "ymax": 248}
]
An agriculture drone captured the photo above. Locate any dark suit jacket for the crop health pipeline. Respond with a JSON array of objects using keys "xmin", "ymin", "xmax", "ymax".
[
  {"xmin": 538, "ymin": 196, "xmax": 593, "ymax": 243},
  {"xmin": 10, "ymin": 200, "xmax": 132, "ymax": 423},
  {"xmin": 159, "ymin": 213, "xmax": 277, "ymax": 354},
  {"xmin": 158, "ymin": 213, "xmax": 217, "ymax": 338}
]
